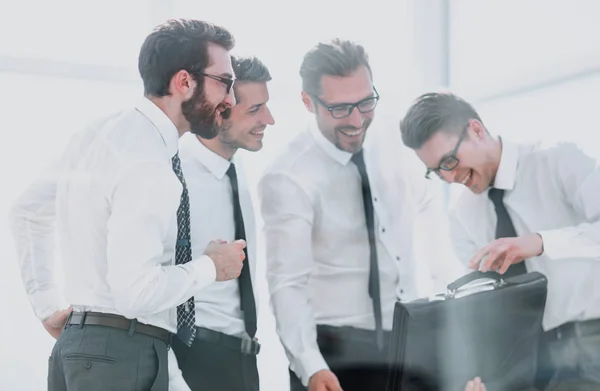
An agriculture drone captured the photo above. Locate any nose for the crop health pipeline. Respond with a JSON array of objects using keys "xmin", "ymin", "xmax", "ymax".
[
  {"xmin": 223, "ymin": 87, "xmax": 236, "ymax": 108},
  {"xmin": 346, "ymin": 107, "xmax": 363, "ymax": 128},
  {"xmin": 264, "ymin": 107, "xmax": 275, "ymax": 126}
]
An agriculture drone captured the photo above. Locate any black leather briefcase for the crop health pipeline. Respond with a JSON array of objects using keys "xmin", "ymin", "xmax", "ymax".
[{"xmin": 386, "ymin": 271, "xmax": 547, "ymax": 391}]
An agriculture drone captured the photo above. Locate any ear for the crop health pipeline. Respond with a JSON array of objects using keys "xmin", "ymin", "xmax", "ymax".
[
  {"xmin": 469, "ymin": 119, "xmax": 487, "ymax": 140},
  {"xmin": 170, "ymin": 70, "xmax": 196, "ymax": 100},
  {"xmin": 301, "ymin": 91, "xmax": 315, "ymax": 114}
]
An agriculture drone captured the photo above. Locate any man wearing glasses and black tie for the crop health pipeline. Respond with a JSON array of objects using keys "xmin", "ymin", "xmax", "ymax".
[
  {"xmin": 400, "ymin": 91, "xmax": 600, "ymax": 390},
  {"xmin": 258, "ymin": 39, "xmax": 460, "ymax": 391}
]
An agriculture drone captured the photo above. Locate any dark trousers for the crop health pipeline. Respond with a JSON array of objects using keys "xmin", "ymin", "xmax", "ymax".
[
  {"xmin": 48, "ymin": 324, "xmax": 168, "ymax": 391},
  {"xmin": 289, "ymin": 325, "xmax": 396, "ymax": 391},
  {"xmin": 172, "ymin": 329, "xmax": 259, "ymax": 391},
  {"xmin": 536, "ymin": 320, "xmax": 600, "ymax": 391}
]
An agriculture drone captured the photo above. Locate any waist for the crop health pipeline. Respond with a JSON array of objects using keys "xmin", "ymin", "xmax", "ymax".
[
  {"xmin": 317, "ymin": 324, "xmax": 392, "ymax": 343},
  {"xmin": 70, "ymin": 305, "xmax": 176, "ymax": 333},
  {"xmin": 66, "ymin": 311, "xmax": 172, "ymax": 345},
  {"xmin": 543, "ymin": 318, "xmax": 600, "ymax": 342},
  {"xmin": 194, "ymin": 326, "xmax": 260, "ymax": 355}
]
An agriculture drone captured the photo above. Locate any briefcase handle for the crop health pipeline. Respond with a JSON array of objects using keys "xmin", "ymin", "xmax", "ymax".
[{"xmin": 447, "ymin": 271, "xmax": 503, "ymax": 292}]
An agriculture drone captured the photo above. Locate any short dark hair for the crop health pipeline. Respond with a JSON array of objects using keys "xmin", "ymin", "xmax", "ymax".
[
  {"xmin": 400, "ymin": 92, "xmax": 483, "ymax": 150},
  {"xmin": 231, "ymin": 55, "xmax": 272, "ymax": 103},
  {"xmin": 138, "ymin": 18, "xmax": 235, "ymax": 97},
  {"xmin": 299, "ymin": 38, "xmax": 371, "ymax": 95}
]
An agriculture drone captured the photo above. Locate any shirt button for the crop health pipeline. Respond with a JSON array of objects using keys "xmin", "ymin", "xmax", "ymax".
[
  {"xmin": 381, "ymin": 227, "xmax": 386, "ymax": 233},
  {"xmin": 373, "ymin": 197, "xmax": 378, "ymax": 202},
  {"xmin": 85, "ymin": 361, "xmax": 92, "ymax": 369},
  {"xmin": 396, "ymin": 256, "xmax": 400, "ymax": 261}
]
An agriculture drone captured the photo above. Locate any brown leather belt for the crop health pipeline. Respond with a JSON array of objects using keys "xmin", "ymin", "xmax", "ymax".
[{"xmin": 66, "ymin": 311, "xmax": 172, "ymax": 346}]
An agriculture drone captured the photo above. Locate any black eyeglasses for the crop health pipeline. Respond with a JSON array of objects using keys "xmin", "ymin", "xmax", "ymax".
[
  {"xmin": 425, "ymin": 123, "xmax": 470, "ymax": 179},
  {"xmin": 311, "ymin": 87, "xmax": 380, "ymax": 119},
  {"xmin": 201, "ymin": 73, "xmax": 235, "ymax": 94}
]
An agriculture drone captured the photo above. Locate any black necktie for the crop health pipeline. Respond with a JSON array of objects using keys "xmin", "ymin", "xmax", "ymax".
[
  {"xmin": 172, "ymin": 153, "xmax": 196, "ymax": 346},
  {"xmin": 351, "ymin": 150, "xmax": 383, "ymax": 350},
  {"xmin": 226, "ymin": 163, "xmax": 257, "ymax": 338},
  {"xmin": 488, "ymin": 188, "xmax": 527, "ymax": 277}
]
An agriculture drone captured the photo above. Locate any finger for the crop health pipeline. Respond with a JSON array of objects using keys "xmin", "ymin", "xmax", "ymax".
[
  {"xmin": 232, "ymin": 239, "xmax": 247, "ymax": 249},
  {"xmin": 465, "ymin": 380, "xmax": 474, "ymax": 391},
  {"xmin": 481, "ymin": 245, "xmax": 505, "ymax": 272},
  {"xmin": 215, "ymin": 239, "xmax": 226, "ymax": 244},
  {"xmin": 499, "ymin": 253, "xmax": 516, "ymax": 275},
  {"xmin": 468, "ymin": 242, "xmax": 494, "ymax": 269}
]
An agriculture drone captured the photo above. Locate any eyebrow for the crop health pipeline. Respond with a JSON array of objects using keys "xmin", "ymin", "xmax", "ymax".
[
  {"xmin": 324, "ymin": 91, "xmax": 377, "ymax": 107},
  {"xmin": 248, "ymin": 103, "xmax": 265, "ymax": 111}
]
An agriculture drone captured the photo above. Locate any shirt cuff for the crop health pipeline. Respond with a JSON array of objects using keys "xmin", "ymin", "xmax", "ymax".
[
  {"xmin": 294, "ymin": 348, "xmax": 330, "ymax": 387},
  {"xmin": 188, "ymin": 254, "xmax": 216, "ymax": 292},
  {"xmin": 29, "ymin": 287, "xmax": 63, "ymax": 322},
  {"xmin": 537, "ymin": 229, "xmax": 566, "ymax": 260}
]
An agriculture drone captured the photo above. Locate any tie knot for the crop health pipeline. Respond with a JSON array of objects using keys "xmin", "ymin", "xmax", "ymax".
[
  {"xmin": 488, "ymin": 187, "xmax": 505, "ymax": 205},
  {"xmin": 226, "ymin": 162, "xmax": 237, "ymax": 180}
]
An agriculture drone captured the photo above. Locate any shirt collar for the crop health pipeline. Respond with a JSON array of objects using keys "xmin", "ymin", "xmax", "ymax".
[
  {"xmin": 493, "ymin": 137, "xmax": 519, "ymax": 191},
  {"xmin": 309, "ymin": 124, "xmax": 353, "ymax": 166},
  {"xmin": 180, "ymin": 133, "xmax": 231, "ymax": 180},
  {"xmin": 135, "ymin": 97, "xmax": 180, "ymax": 158}
]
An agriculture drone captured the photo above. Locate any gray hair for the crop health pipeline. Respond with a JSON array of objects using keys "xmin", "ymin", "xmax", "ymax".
[{"xmin": 299, "ymin": 38, "xmax": 371, "ymax": 95}]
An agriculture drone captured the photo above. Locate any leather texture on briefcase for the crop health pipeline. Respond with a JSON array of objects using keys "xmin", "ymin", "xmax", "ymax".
[{"xmin": 386, "ymin": 271, "xmax": 548, "ymax": 391}]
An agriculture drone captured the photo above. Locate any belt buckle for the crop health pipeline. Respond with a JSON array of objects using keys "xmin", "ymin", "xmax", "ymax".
[{"xmin": 241, "ymin": 337, "xmax": 260, "ymax": 355}]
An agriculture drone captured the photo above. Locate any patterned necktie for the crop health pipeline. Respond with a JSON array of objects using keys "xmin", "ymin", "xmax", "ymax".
[
  {"xmin": 172, "ymin": 153, "xmax": 196, "ymax": 346},
  {"xmin": 351, "ymin": 150, "xmax": 383, "ymax": 350},
  {"xmin": 488, "ymin": 188, "xmax": 527, "ymax": 277},
  {"xmin": 226, "ymin": 163, "xmax": 257, "ymax": 338}
]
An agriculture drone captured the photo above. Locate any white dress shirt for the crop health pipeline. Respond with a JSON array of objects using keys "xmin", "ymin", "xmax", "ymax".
[
  {"xmin": 178, "ymin": 132, "xmax": 258, "ymax": 337},
  {"xmin": 9, "ymin": 98, "xmax": 217, "ymax": 391},
  {"xmin": 258, "ymin": 123, "xmax": 461, "ymax": 386},
  {"xmin": 450, "ymin": 139, "xmax": 600, "ymax": 331}
]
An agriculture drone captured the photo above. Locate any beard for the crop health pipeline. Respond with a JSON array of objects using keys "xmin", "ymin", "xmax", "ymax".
[{"xmin": 181, "ymin": 85, "xmax": 226, "ymax": 140}]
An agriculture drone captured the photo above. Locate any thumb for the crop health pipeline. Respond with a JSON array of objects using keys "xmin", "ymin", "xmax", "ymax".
[{"xmin": 232, "ymin": 239, "xmax": 247, "ymax": 249}]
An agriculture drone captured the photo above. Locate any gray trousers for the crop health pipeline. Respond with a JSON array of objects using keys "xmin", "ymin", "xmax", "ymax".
[
  {"xmin": 48, "ymin": 324, "xmax": 169, "ymax": 391},
  {"xmin": 537, "ymin": 322, "xmax": 600, "ymax": 391}
]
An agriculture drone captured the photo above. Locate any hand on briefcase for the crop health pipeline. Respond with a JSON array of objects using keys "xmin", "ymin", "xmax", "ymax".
[{"xmin": 387, "ymin": 271, "xmax": 547, "ymax": 391}]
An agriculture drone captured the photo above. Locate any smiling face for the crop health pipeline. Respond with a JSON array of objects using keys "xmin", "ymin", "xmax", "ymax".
[
  {"xmin": 302, "ymin": 66, "xmax": 377, "ymax": 153},
  {"xmin": 218, "ymin": 81, "xmax": 275, "ymax": 152},
  {"xmin": 182, "ymin": 42, "xmax": 236, "ymax": 139},
  {"xmin": 415, "ymin": 119, "xmax": 500, "ymax": 194}
]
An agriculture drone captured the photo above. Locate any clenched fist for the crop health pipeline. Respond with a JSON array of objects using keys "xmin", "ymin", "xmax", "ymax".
[
  {"xmin": 204, "ymin": 239, "xmax": 247, "ymax": 281},
  {"xmin": 309, "ymin": 369, "xmax": 342, "ymax": 391}
]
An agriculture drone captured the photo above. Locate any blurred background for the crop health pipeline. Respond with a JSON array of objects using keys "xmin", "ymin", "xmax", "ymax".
[{"xmin": 1, "ymin": 1, "xmax": 599, "ymax": 389}]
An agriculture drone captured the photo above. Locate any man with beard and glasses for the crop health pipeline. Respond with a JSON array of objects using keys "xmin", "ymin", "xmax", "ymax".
[
  {"xmin": 9, "ymin": 19, "xmax": 247, "ymax": 391},
  {"xmin": 400, "ymin": 92, "xmax": 600, "ymax": 391},
  {"xmin": 258, "ymin": 39, "xmax": 462, "ymax": 391},
  {"xmin": 171, "ymin": 55, "xmax": 274, "ymax": 391}
]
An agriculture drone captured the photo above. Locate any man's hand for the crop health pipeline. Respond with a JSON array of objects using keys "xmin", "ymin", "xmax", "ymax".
[
  {"xmin": 468, "ymin": 234, "xmax": 543, "ymax": 274},
  {"xmin": 42, "ymin": 307, "xmax": 73, "ymax": 339},
  {"xmin": 464, "ymin": 377, "xmax": 486, "ymax": 391},
  {"xmin": 204, "ymin": 239, "xmax": 247, "ymax": 281},
  {"xmin": 309, "ymin": 369, "xmax": 343, "ymax": 391}
]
